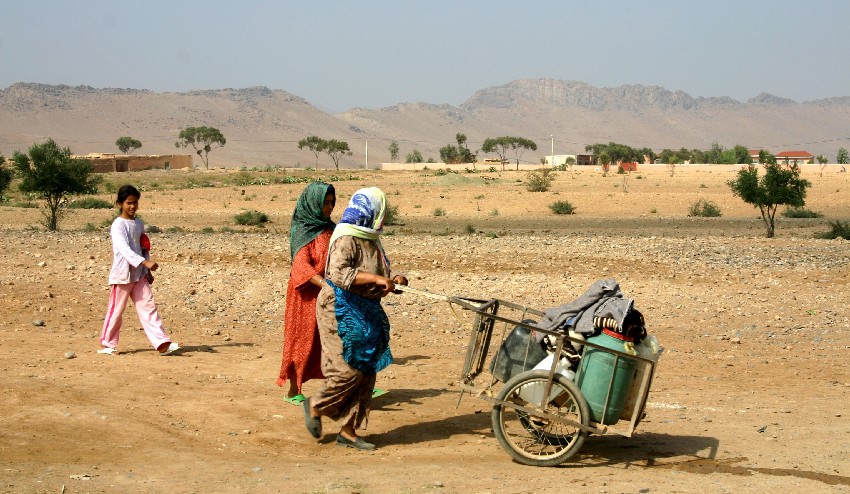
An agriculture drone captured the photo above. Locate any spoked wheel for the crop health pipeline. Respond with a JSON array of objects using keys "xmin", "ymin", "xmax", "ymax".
[{"xmin": 492, "ymin": 370, "xmax": 589, "ymax": 466}]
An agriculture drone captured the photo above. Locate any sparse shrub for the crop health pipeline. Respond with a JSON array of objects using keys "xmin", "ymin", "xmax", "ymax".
[
  {"xmin": 782, "ymin": 207, "xmax": 822, "ymax": 219},
  {"xmin": 147, "ymin": 224, "xmax": 162, "ymax": 233},
  {"xmin": 489, "ymin": 209, "xmax": 499, "ymax": 217},
  {"xmin": 688, "ymin": 199, "xmax": 722, "ymax": 217},
  {"xmin": 165, "ymin": 226, "xmax": 185, "ymax": 234},
  {"xmin": 433, "ymin": 207, "xmax": 446, "ymax": 217},
  {"xmin": 816, "ymin": 220, "xmax": 850, "ymax": 240},
  {"xmin": 464, "ymin": 223, "xmax": 475, "ymax": 234},
  {"xmin": 549, "ymin": 200, "xmax": 576, "ymax": 215},
  {"xmin": 699, "ymin": 183, "xmax": 707, "ymax": 188},
  {"xmin": 384, "ymin": 205, "xmax": 400, "ymax": 225},
  {"xmin": 82, "ymin": 222, "xmax": 97, "ymax": 232},
  {"xmin": 11, "ymin": 201, "xmax": 38, "ymax": 208},
  {"xmin": 485, "ymin": 231, "xmax": 499, "ymax": 238},
  {"xmin": 220, "ymin": 226, "xmax": 235, "ymax": 233},
  {"xmin": 488, "ymin": 166, "xmax": 498, "ymax": 172},
  {"xmin": 650, "ymin": 208, "xmax": 658, "ymax": 214},
  {"xmin": 200, "ymin": 226, "xmax": 215, "ymax": 234},
  {"xmin": 67, "ymin": 197, "xmax": 112, "ymax": 209},
  {"xmin": 474, "ymin": 194, "xmax": 485, "ymax": 200},
  {"xmin": 234, "ymin": 210, "xmax": 269, "ymax": 226},
  {"xmin": 525, "ymin": 169, "xmax": 553, "ymax": 192}
]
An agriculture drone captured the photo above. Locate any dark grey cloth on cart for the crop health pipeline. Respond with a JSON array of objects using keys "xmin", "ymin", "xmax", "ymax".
[
  {"xmin": 535, "ymin": 279, "xmax": 634, "ymax": 334},
  {"xmin": 490, "ymin": 320, "xmax": 548, "ymax": 382}
]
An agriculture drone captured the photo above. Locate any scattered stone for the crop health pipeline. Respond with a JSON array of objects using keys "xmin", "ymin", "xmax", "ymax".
[
  {"xmin": 64, "ymin": 351, "xmax": 76, "ymax": 359},
  {"xmin": 32, "ymin": 320, "xmax": 45, "ymax": 327}
]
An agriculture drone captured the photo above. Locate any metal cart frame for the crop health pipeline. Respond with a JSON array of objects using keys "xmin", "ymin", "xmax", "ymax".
[{"xmin": 402, "ymin": 287, "xmax": 659, "ymax": 467}]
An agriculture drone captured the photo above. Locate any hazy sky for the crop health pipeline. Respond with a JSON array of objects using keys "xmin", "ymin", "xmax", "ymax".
[{"xmin": 1, "ymin": 0, "xmax": 849, "ymax": 113}]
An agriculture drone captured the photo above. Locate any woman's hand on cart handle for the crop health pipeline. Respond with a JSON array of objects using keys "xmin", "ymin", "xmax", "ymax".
[{"xmin": 392, "ymin": 275, "xmax": 408, "ymax": 294}]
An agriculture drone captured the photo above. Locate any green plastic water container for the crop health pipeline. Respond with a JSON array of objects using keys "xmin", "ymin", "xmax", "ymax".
[{"xmin": 576, "ymin": 330, "xmax": 637, "ymax": 425}]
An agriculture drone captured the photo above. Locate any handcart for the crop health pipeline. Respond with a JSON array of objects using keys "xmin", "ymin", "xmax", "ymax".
[{"xmin": 396, "ymin": 286, "xmax": 660, "ymax": 467}]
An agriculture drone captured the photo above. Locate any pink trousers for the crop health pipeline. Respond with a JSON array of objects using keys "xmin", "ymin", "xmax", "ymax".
[{"xmin": 100, "ymin": 279, "xmax": 171, "ymax": 350}]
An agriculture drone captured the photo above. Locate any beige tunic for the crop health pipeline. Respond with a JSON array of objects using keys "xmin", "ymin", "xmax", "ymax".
[{"xmin": 312, "ymin": 235, "xmax": 394, "ymax": 429}]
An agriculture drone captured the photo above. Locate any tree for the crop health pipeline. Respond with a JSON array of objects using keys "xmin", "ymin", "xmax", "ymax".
[
  {"xmin": 837, "ymin": 148, "xmax": 849, "ymax": 165},
  {"xmin": 324, "ymin": 139, "xmax": 351, "ymax": 170},
  {"xmin": 115, "ymin": 136, "xmax": 142, "ymax": 154},
  {"xmin": 12, "ymin": 139, "xmax": 102, "ymax": 231},
  {"xmin": 298, "ymin": 135, "xmax": 326, "ymax": 167},
  {"xmin": 0, "ymin": 155, "xmax": 13, "ymax": 197},
  {"xmin": 388, "ymin": 141, "xmax": 400, "ymax": 162},
  {"xmin": 728, "ymin": 163, "xmax": 811, "ymax": 238},
  {"xmin": 758, "ymin": 150, "xmax": 777, "ymax": 165},
  {"xmin": 405, "ymin": 150, "xmax": 423, "ymax": 163},
  {"xmin": 175, "ymin": 126, "xmax": 226, "ymax": 169},
  {"xmin": 481, "ymin": 137, "xmax": 511, "ymax": 162},
  {"xmin": 482, "ymin": 136, "xmax": 536, "ymax": 165},
  {"xmin": 509, "ymin": 137, "xmax": 537, "ymax": 165}
]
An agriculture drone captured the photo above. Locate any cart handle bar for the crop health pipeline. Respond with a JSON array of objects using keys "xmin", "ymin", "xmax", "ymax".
[{"xmin": 393, "ymin": 284, "xmax": 484, "ymax": 311}]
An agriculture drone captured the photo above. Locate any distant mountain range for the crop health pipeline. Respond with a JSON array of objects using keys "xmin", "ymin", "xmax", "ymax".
[{"xmin": 2, "ymin": 79, "xmax": 849, "ymax": 167}]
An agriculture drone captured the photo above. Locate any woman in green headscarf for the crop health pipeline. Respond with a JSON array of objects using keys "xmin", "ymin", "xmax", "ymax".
[{"xmin": 276, "ymin": 182, "xmax": 336, "ymax": 402}]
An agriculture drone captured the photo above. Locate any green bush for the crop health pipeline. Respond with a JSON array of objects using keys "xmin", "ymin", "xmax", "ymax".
[
  {"xmin": 433, "ymin": 207, "xmax": 446, "ymax": 217},
  {"xmin": 549, "ymin": 200, "xmax": 576, "ymax": 215},
  {"xmin": 67, "ymin": 197, "xmax": 112, "ymax": 209},
  {"xmin": 688, "ymin": 199, "xmax": 722, "ymax": 217},
  {"xmin": 234, "ymin": 210, "xmax": 269, "ymax": 226},
  {"xmin": 525, "ymin": 169, "xmax": 553, "ymax": 192},
  {"xmin": 464, "ymin": 223, "xmax": 475, "ymax": 234},
  {"xmin": 816, "ymin": 220, "xmax": 850, "ymax": 240},
  {"xmin": 11, "ymin": 201, "xmax": 38, "ymax": 208},
  {"xmin": 384, "ymin": 205, "xmax": 400, "ymax": 225},
  {"xmin": 782, "ymin": 207, "xmax": 822, "ymax": 218},
  {"xmin": 200, "ymin": 226, "xmax": 215, "ymax": 234}
]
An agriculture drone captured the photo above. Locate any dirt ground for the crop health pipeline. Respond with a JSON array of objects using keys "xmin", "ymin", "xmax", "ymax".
[{"xmin": 1, "ymin": 166, "xmax": 849, "ymax": 493}]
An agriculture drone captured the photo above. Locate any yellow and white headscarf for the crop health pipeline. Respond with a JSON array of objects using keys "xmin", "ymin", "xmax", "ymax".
[{"xmin": 329, "ymin": 187, "xmax": 390, "ymax": 270}]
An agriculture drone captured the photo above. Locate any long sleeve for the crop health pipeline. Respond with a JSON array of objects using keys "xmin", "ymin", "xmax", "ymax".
[{"xmin": 112, "ymin": 220, "xmax": 145, "ymax": 268}]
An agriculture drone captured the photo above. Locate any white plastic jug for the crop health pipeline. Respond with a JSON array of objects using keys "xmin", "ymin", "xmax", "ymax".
[{"xmin": 518, "ymin": 354, "xmax": 576, "ymax": 404}]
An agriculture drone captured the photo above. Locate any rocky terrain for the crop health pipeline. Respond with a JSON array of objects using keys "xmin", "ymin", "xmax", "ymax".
[
  {"xmin": 1, "ymin": 166, "xmax": 849, "ymax": 493},
  {"xmin": 2, "ymin": 79, "xmax": 849, "ymax": 168}
]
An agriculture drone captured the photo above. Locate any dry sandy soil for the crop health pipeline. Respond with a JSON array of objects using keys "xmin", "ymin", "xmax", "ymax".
[{"xmin": 1, "ymin": 166, "xmax": 849, "ymax": 493}]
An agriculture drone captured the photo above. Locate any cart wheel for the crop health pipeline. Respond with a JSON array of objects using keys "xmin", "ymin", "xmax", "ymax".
[{"xmin": 491, "ymin": 370, "xmax": 589, "ymax": 466}]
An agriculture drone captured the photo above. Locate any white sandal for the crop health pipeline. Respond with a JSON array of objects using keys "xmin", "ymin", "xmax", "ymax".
[
  {"xmin": 97, "ymin": 347, "xmax": 118, "ymax": 355},
  {"xmin": 160, "ymin": 342, "xmax": 181, "ymax": 356}
]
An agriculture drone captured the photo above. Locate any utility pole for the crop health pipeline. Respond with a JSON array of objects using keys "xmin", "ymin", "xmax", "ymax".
[
  {"xmin": 550, "ymin": 135, "xmax": 554, "ymax": 168},
  {"xmin": 365, "ymin": 138, "xmax": 368, "ymax": 169}
]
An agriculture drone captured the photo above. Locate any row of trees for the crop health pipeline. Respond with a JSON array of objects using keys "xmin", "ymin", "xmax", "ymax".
[
  {"xmin": 111, "ymin": 132, "xmax": 850, "ymax": 170},
  {"xmin": 0, "ymin": 137, "xmax": 820, "ymax": 238},
  {"xmin": 297, "ymin": 136, "xmax": 351, "ymax": 170},
  {"xmin": 588, "ymin": 141, "xmax": 850, "ymax": 167},
  {"xmin": 115, "ymin": 126, "xmax": 228, "ymax": 170},
  {"xmin": 388, "ymin": 134, "xmax": 539, "ymax": 165},
  {"xmin": 113, "ymin": 127, "xmax": 228, "ymax": 170}
]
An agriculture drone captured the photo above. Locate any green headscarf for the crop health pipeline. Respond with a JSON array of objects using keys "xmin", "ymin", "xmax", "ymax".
[{"xmin": 289, "ymin": 182, "xmax": 335, "ymax": 260}]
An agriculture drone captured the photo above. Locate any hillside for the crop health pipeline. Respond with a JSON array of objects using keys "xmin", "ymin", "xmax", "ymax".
[{"xmin": 2, "ymin": 79, "xmax": 849, "ymax": 168}]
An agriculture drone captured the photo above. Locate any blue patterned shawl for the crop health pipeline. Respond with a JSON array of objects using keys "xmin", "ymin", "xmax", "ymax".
[{"xmin": 327, "ymin": 279, "xmax": 393, "ymax": 374}]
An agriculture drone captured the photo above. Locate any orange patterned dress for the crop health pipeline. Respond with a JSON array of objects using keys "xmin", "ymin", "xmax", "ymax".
[{"xmin": 276, "ymin": 229, "xmax": 333, "ymax": 392}]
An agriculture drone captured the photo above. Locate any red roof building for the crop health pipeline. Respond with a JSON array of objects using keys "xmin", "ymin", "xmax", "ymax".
[{"xmin": 775, "ymin": 150, "xmax": 814, "ymax": 164}]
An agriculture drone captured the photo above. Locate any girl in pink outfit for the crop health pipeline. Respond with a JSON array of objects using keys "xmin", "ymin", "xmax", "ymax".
[{"xmin": 98, "ymin": 184, "xmax": 180, "ymax": 356}]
